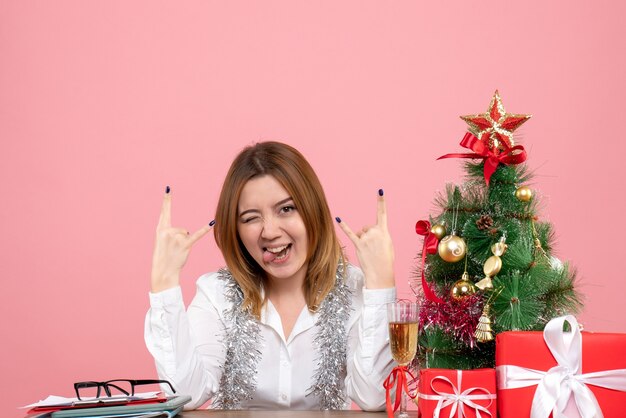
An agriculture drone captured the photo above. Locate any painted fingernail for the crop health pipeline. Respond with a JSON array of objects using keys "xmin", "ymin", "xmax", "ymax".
[
  {"xmin": 166, "ymin": 186, "xmax": 171, "ymax": 194},
  {"xmin": 335, "ymin": 217, "xmax": 342, "ymax": 223},
  {"xmin": 209, "ymin": 220, "xmax": 216, "ymax": 226},
  {"xmin": 378, "ymin": 188, "xmax": 384, "ymax": 196}
]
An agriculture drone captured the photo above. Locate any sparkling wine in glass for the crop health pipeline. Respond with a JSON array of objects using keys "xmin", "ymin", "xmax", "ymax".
[{"xmin": 387, "ymin": 301, "xmax": 419, "ymax": 418}]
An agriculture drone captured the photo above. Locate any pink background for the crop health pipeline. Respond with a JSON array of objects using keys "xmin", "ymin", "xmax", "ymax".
[{"xmin": 2, "ymin": 1, "xmax": 625, "ymax": 414}]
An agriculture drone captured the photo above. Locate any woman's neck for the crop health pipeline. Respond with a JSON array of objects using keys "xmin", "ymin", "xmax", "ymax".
[
  {"xmin": 266, "ymin": 269, "xmax": 307, "ymax": 340},
  {"xmin": 265, "ymin": 265, "xmax": 307, "ymax": 297}
]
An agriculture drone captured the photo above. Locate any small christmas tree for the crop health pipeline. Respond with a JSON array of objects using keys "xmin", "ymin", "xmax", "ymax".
[{"xmin": 413, "ymin": 91, "xmax": 583, "ymax": 370}]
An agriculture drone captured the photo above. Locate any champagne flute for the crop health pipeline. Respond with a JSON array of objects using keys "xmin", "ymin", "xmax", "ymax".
[{"xmin": 387, "ymin": 301, "xmax": 419, "ymax": 418}]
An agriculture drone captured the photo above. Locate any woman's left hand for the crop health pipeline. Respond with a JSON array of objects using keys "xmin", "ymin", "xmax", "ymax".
[{"xmin": 336, "ymin": 189, "xmax": 395, "ymax": 289}]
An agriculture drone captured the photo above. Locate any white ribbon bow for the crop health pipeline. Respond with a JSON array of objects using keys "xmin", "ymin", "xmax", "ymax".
[
  {"xmin": 418, "ymin": 369, "xmax": 496, "ymax": 418},
  {"xmin": 496, "ymin": 315, "xmax": 626, "ymax": 418}
]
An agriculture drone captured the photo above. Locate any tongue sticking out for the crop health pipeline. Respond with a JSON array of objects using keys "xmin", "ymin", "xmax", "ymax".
[{"xmin": 263, "ymin": 250, "xmax": 278, "ymax": 263}]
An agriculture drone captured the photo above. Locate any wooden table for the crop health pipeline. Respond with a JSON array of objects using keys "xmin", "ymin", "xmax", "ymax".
[{"xmin": 178, "ymin": 411, "xmax": 397, "ymax": 417}]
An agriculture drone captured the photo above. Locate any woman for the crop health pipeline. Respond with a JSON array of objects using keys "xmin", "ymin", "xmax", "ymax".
[{"xmin": 145, "ymin": 141, "xmax": 396, "ymax": 410}]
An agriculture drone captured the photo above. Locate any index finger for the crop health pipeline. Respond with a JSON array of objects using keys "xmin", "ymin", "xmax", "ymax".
[
  {"xmin": 188, "ymin": 222, "xmax": 214, "ymax": 245},
  {"xmin": 158, "ymin": 186, "xmax": 172, "ymax": 228},
  {"xmin": 336, "ymin": 217, "xmax": 359, "ymax": 246},
  {"xmin": 377, "ymin": 189, "xmax": 387, "ymax": 227}
]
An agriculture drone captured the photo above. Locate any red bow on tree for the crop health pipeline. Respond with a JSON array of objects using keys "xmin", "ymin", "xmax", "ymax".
[
  {"xmin": 415, "ymin": 220, "xmax": 444, "ymax": 303},
  {"xmin": 438, "ymin": 132, "xmax": 527, "ymax": 185}
]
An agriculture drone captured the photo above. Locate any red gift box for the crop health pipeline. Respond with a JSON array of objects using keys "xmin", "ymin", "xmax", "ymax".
[
  {"xmin": 496, "ymin": 315, "xmax": 626, "ymax": 418},
  {"xmin": 417, "ymin": 368, "xmax": 497, "ymax": 418}
]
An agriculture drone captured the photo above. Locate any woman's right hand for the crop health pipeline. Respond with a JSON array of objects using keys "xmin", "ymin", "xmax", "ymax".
[
  {"xmin": 336, "ymin": 189, "xmax": 395, "ymax": 290},
  {"xmin": 151, "ymin": 187, "xmax": 214, "ymax": 293}
]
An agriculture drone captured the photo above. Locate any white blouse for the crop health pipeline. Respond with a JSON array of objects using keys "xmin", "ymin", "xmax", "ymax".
[{"xmin": 144, "ymin": 265, "xmax": 395, "ymax": 410}]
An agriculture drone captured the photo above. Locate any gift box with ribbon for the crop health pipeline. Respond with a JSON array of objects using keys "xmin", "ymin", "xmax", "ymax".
[
  {"xmin": 496, "ymin": 315, "xmax": 626, "ymax": 418},
  {"xmin": 417, "ymin": 368, "xmax": 497, "ymax": 418}
]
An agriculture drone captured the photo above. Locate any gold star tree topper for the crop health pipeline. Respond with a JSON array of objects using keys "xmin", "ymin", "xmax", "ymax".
[{"xmin": 460, "ymin": 90, "xmax": 532, "ymax": 153}]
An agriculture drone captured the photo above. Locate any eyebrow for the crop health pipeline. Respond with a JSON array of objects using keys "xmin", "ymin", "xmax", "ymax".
[{"xmin": 239, "ymin": 197, "xmax": 294, "ymax": 218}]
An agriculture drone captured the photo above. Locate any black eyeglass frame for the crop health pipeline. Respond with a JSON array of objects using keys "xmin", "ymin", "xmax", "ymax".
[{"xmin": 74, "ymin": 379, "xmax": 176, "ymax": 400}]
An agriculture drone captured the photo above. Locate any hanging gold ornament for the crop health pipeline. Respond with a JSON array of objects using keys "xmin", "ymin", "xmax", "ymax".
[
  {"xmin": 476, "ymin": 237, "xmax": 508, "ymax": 290},
  {"xmin": 515, "ymin": 186, "xmax": 533, "ymax": 202},
  {"xmin": 438, "ymin": 235, "xmax": 467, "ymax": 263},
  {"xmin": 474, "ymin": 304, "xmax": 494, "ymax": 343},
  {"xmin": 476, "ymin": 256, "xmax": 501, "ymax": 290},
  {"xmin": 491, "ymin": 240, "xmax": 507, "ymax": 256},
  {"xmin": 531, "ymin": 219, "xmax": 549, "ymax": 262},
  {"xmin": 430, "ymin": 224, "xmax": 447, "ymax": 240},
  {"xmin": 451, "ymin": 272, "xmax": 476, "ymax": 300}
]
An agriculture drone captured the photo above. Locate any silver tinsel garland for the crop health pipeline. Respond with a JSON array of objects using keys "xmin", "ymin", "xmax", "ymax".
[
  {"xmin": 306, "ymin": 266, "xmax": 353, "ymax": 409},
  {"xmin": 212, "ymin": 268, "xmax": 263, "ymax": 409},
  {"xmin": 212, "ymin": 266, "xmax": 353, "ymax": 410}
]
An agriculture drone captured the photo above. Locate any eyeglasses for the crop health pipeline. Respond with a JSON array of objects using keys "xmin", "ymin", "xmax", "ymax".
[{"xmin": 74, "ymin": 379, "xmax": 176, "ymax": 400}]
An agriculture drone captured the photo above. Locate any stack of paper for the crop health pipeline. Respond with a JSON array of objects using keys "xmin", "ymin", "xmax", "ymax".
[{"xmin": 20, "ymin": 393, "xmax": 190, "ymax": 418}]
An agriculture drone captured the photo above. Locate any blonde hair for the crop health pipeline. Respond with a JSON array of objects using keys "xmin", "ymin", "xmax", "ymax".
[{"xmin": 214, "ymin": 141, "xmax": 344, "ymax": 318}]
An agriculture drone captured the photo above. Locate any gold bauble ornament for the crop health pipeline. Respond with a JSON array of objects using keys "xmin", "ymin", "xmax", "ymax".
[
  {"xmin": 430, "ymin": 224, "xmax": 447, "ymax": 240},
  {"xmin": 451, "ymin": 272, "xmax": 476, "ymax": 300},
  {"xmin": 515, "ymin": 186, "xmax": 533, "ymax": 202},
  {"xmin": 438, "ymin": 235, "xmax": 467, "ymax": 263}
]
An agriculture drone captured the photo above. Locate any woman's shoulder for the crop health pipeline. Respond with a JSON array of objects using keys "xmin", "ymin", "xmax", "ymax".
[
  {"xmin": 195, "ymin": 270, "xmax": 233, "ymax": 309},
  {"xmin": 343, "ymin": 263, "xmax": 365, "ymax": 291}
]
